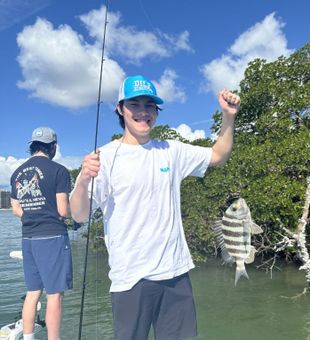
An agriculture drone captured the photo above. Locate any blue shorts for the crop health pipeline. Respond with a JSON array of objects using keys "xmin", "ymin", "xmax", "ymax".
[
  {"xmin": 22, "ymin": 234, "xmax": 73, "ymax": 294},
  {"xmin": 111, "ymin": 273, "xmax": 197, "ymax": 340}
]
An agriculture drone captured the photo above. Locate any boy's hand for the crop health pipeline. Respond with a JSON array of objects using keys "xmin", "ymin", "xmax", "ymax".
[{"xmin": 218, "ymin": 89, "xmax": 240, "ymax": 116}]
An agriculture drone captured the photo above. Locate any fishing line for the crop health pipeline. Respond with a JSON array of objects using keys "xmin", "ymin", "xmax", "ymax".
[
  {"xmin": 138, "ymin": 0, "xmax": 156, "ymax": 32},
  {"xmin": 137, "ymin": 0, "xmax": 162, "ymax": 38},
  {"xmin": 78, "ymin": 1, "xmax": 110, "ymax": 339}
]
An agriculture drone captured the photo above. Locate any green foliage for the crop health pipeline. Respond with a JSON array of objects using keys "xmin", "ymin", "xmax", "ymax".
[
  {"xmin": 70, "ymin": 167, "xmax": 81, "ymax": 185},
  {"xmin": 111, "ymin": 133, "xmax": 123, "ymax": 141},
  {"xmin": 150, "ymin": 125, "xmax": 188, "ymax": 142},
  {"xmin": 89, "ymin": 208, "xmax": 106, "ymax": 253},
  {"xmin": 187, "ymin": 43, "xmax": 310, "ymax": 260},
  {"xmin": 231, "ymin": 45, "xmax": 309, "ymax": 240}
]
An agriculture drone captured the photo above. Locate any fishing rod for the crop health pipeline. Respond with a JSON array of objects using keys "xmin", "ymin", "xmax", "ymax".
[{"xmin": 78, "ymin": 1, "xmax": 110, "ymax": 339}]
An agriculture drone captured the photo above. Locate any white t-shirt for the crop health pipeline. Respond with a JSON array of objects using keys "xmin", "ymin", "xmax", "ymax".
[{"xmin": 91, "ymin": 139, "xmax": 212, "ymax": 292}]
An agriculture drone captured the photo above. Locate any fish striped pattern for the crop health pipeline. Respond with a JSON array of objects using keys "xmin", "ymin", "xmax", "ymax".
[
  {"xmin": 212, "ymin": 220, "xmax": 234, "ymax": 264},
  {"xmin": 221, "ymin": 212, "xmax": 251, "ymax": 261}
]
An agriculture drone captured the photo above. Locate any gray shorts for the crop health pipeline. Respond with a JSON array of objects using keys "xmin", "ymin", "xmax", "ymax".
[{"xmin": 111, "ymin": 273, "xmax": 197, "ymax": 340}]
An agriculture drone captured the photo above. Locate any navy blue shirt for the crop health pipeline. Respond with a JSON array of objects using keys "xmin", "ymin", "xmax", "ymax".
[{"xmin": 10, "ymin": 156, "xmax": 71, "ymax": 237}]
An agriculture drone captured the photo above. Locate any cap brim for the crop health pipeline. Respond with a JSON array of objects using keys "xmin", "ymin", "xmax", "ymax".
[{"xmin": 119, "ymin": 93, "xmax": 164, "ymax": 105}]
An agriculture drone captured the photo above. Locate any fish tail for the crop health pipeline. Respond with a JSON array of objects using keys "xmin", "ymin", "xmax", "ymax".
[{"xmin": 235, "ymin": 264, "xmax": 249, "ymax": 286}]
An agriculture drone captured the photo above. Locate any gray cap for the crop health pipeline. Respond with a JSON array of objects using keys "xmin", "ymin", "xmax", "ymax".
[{"xmin": 31, "ymin": 127, "xmax": 57, "ymax": 143}]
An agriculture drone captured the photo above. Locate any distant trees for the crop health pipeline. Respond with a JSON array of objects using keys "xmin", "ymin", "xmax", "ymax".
[{"xmin": 180, "ymin": 43, "xmax": 310, "ymax": 262}]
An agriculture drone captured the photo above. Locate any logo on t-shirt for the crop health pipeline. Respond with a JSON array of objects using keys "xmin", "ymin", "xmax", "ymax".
[
  {"xmin": 160, "ymin": 167, "xmax": 170, "ymax": 173},
  {"xmin": 14, "ymin": 166, "xmax": 46, "ymax": 210}
]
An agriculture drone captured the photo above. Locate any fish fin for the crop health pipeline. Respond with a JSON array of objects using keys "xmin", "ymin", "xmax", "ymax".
[
  {"xmin": 211, "ymin": 219, "xmax": 235, "ymax": 263},
  {"xmin": 211, "ymin": 221, "xmax": 235, "ymax": 264},
  {"xmin": 235, "ymin": 261, "xmax": 249, "ymax": 285},
  {"xmin": 211, "ymin": 219, "xmax": 223, "ymax": 232},
  {"xmin": 245, "ymin": 245, "xmax": 256, "ymax": 264},
  {"xmin": 250, "ymin": 222, "xmax": 263, "ymax": 235},
  {"xmin": 235, "ymin": 268, "xmax": 249, "ymax": 285},
  {"xmin": 212, "ymin": 220, "xmax": 225, "ymax": 247},
  {"xmin": 221, "ymin": 248, "xmax": 235, "ymax": 264}
]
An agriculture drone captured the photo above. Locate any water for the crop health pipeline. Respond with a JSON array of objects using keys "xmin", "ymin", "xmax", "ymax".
[{"xmin": 1, "ymin": 209, "xmax": 310, "ymax": 340}]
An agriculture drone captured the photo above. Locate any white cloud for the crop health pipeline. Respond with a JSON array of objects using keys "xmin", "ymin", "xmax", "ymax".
[
  {"xmin": 210, "ymin": 132, "xmax": 218, "ymax": 142},
  {"xmin": 153, "ymin": 69, "xmax": 187, "ymax": 103},
  {"xmin": 161, "ymin": 31, "xmax": 194, "ymax": 54},
  {"xmin": 0, "ymin": 146, "xmax": 82, "ymax": 187},
  {"xmin": 16, "ymin": 6, "xmax": 192, "ymax": 109},
  {"xmin": 17, "ymin": 17, "xmax": 125, "ymax": 109},
  {"xmin": 172, "ymin": 124, "xmax": 205, "ymax": 141},
  {"xmin": 0, "ymin": 156, "xmax": 27, "ymax": 187},
  {"xmin": 80, "ymin": 6, "xmax": 193, "ymax": 64},
  {"xmin": 200, "ymin": 13, "xmax": 294, "ymax": 95},
  {"xmin": 53, "ymin": 145, "xmax": 83, "ymax": 170}
]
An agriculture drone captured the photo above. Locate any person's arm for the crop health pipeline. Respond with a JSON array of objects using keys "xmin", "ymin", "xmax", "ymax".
[
  {"xmin": 70, "ymin": 152, "xmax": 100, "ymax": 223},
  {"xmin": 11, "ymin": 198, "xmax": 23, "ymax": 217},
  {"xmin": 210, "ymin": 89, "xmax": 240, "ymax": 167},
  {"xmin": 56, "ymin": 193, "xmax": 71, "ymax": 218}
]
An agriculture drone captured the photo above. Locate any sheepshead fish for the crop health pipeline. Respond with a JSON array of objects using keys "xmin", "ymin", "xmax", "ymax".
[{"xmin": 213, "ymin": 198, "xmax": 263, "ymax": 285}]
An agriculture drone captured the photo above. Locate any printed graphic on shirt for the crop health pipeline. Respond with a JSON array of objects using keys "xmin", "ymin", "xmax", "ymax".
[
  {"xmin": 160, "ymin": 167, "xmax": 170, "ymax": 173},
  {"xmin": 14, "ymin": 166, "xmax": 46, "ymax": 210}
]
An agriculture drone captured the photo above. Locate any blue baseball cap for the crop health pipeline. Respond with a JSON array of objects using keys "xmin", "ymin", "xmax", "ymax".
[{"xmin": 118, "ymin": 75, "xmax": 164, "ymax": 105}]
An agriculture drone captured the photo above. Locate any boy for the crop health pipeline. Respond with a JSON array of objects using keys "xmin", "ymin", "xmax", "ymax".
[
  {"xmin": 70, "ymin": 75, "xmax": 240, "ymax": 339},
  {"xmin": 10, "ymin": 127, "xmax": 72, "ymax": 340}
]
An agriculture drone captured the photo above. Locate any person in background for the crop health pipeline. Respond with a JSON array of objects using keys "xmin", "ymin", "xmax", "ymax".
[
  {"xmin": 10, "ymin": 127, "xmax": 72, "ymax": 340},
  {"xmin": 70, "ymin": 75, "xmax": 240, "ymax": 340}
]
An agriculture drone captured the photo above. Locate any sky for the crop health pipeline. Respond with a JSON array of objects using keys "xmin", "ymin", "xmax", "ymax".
[{"xmin": 0, "ymin": 0, "xmax": 309, "ymax": 188}]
